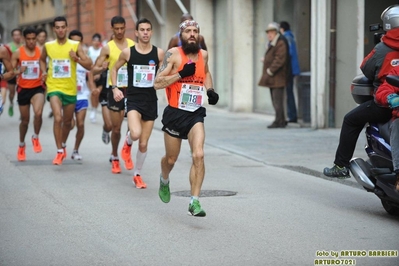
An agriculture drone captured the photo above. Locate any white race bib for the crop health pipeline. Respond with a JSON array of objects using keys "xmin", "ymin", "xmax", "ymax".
[
  {"xmin": 77, "ymin": 69, "xmax": 86, "ymax": 93},
  {"xmin": 21, "ymin": 60, "xmax": 40, "ymax": 79},
  {"xmin": 133, "ymin": 64, "xmax": 156, "ymax": 88},
  {"xmin": 178, "ymin": 83, "xmax": 204, "ymax": 112},
  {"xmin": 52, "ymin": 59, "xmax": 71, "ymax": 78}
]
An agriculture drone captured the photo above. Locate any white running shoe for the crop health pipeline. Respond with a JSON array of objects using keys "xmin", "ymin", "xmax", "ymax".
[{"xmin": 71, "ymin": 151, "xmax": 83, "ymax": 160}]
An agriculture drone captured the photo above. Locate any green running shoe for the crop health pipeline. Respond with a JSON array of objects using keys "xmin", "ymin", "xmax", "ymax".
[
  {"xmin": 159, "ymin": 179, "xmax": 170, "ymax": 203},
  {"xmin": 188, "ymin": 199, "xmax": 206, "ymax": 217},
  {"xmin": 8, "ymin": 105, "xmax": 13, "ymax": 117}
]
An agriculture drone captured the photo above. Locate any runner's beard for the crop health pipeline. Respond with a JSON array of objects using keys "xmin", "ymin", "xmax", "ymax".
[{"xmin": 181, "ymin": 38, "xmax": 200, "ymax": 55}]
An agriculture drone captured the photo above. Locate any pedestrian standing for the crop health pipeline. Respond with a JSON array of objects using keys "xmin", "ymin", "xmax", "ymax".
[
  {"xmin": 258, "ymin": 22, "xmax": 290, "ymax": 128},
  {"xmin": 280, "ymin": 21, "xmax": 300, "ymax": 123}
]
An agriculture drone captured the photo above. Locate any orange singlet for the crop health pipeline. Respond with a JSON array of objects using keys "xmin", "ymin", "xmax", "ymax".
[
  {"xmin": 166, "ymin": 47, "xmax": 206, "ymax": 110},
  {"xmin": 17, "ymin": 46, "xmax": 42, "ymax": 89}
]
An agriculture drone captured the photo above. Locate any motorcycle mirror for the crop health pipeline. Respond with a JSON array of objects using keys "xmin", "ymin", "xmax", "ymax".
[{"xmin": 385, "ymin": 75, "xmax": 399, "ymax": 87}]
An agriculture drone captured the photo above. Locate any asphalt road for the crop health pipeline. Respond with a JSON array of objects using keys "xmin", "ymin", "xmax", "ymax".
[{"xmin": 0, "ymin": 102, "xmax": 398, "ymax": 266}]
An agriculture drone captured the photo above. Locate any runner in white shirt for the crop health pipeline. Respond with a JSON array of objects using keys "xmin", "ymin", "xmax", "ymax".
[
  {"xmin": 69, "ymin": 30, "xmax": 91, "ymax": 160},
  {"xmin": 87, "ymin": 33, "xmax": 102, "ymax": 123}
]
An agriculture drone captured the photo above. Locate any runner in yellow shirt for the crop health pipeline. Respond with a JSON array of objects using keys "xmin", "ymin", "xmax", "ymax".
[
  {"xmin": 40, "ymin": 16, "xmax": 92, "ymax": 165},
  {"xmin": 91, "ymin": 16, "xmax": 135, "ymax": 174}
]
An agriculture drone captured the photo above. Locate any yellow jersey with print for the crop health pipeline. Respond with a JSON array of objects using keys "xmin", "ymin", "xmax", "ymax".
[
  {"xmin": 107, "ymin": 38, "xmax": 135, "ymax": 87},
  {"xmin": 45, "ymin": 39, "xmax": 79, "ymax": 95}
]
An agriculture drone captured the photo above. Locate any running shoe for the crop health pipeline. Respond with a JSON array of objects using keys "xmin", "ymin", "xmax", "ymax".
[
  {"xmin": 188, "ymin": 199, "xmax": 206, "ymax": 217},
  {"xmin": 8, "ymin": 105, "xmax": 13, "ymax": 117},
  {"xmin": 158, "ymin": 179, "xmax": 171, "ymax": 203},
  {"xmin": 121, "ymin": 133, "xmax": 132, "ymax": 160},
  {"xmin": 111, "ymin": 159, "xmax": 121, "ymax": 174},
  {"xmin": 102, "ymin": 130, "xmax": 110, "ymax": 144},
  {"xmin": 121, "ymin": 134, "xmax": 133, "ymax": 170},
  {"xmin": 53, "ymin": 152, "xmax": 64, "ymax": 165},
  {"xmin": 133, "ymin": 174, "xmax": 147, "ymax": 189},
  {"xmin": 71, "ymin": 151, "xmax": 83, "ymax": 160},
  {"xmin": 31, "ymin": 136, "xmax": 42, "ymax": 153},
  {"xmin": 17, "ymin": 145, "xmax": 26, "ymax": 161}
]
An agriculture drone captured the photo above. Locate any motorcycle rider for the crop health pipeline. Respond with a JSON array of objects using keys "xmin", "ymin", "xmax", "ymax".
[
  {"xmin": 324, "ymin": 5, "xmax": 399, "ymax": 178},
  {"xmin": 375, "ymin": 66, "xmax": 399, "ymax": 191}
]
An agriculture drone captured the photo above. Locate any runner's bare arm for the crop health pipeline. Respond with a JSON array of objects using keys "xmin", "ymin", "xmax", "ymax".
[
  {"xmin": 39, "ymin": 45, "xmax": 48, "ymax": 82},
  {"xmin": 0, "ymin": 47, "xmax": 14, "ymax": 80},
  {"xmin": 203, "ymin": 50, "xmax": 214, "ymax": 90},
  {"xmin": 76, "ymin": 43, "xmax": 92, "ymax": 70},
  {"xmin": 91, "ymin": 45, "xmax": 109, "ymax": 75},
  {"xmin": 157, "ymin": 48, "xmax": 165, "ymax": 68},
  {"xmin": 153, "ymin": 49, "xmax": 181, "ymax": 90},
  {"xmin": 110, "ymin": 48, "xmax": 129, "ymax": 87}
]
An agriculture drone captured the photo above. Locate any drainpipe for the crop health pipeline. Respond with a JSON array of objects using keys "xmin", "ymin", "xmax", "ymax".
[
  {"xmin": 328, "ymin": 0, "xmax": 337, "ymax": 127},
  {"xmin": 119, "ymin": 0, "xmax": 122, "ymax": 16}
]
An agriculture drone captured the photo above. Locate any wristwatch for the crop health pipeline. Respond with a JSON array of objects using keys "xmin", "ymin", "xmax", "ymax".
[{"xmin": 111, "ymin": 85, "xmax": 118, "ymax": 90}]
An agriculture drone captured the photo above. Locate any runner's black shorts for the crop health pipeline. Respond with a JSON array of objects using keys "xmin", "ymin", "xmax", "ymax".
[
  {"xmin": 126, "ymin": 98, "xmax": 158, "ymax": 121},
  {"xmin": 161, "ymin": 105, "xmax": 206, "ymax": 139},
  {"xmin": 17, "ymin": 86, "xmax": 45, "ymax": 106},
  {"xmin": 107, "ymin": 87, "xmax": 126, "ymax": 112}
]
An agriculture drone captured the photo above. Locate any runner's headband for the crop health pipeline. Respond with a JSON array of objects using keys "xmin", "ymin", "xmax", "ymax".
[{"xmin": 179, "ymin": 20, "xmax": 200, "ymax": 32}]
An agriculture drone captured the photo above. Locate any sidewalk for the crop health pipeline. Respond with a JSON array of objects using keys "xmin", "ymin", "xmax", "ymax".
[{"xmin": 154, "ymin": 104, "xmax": 366, "ymax": 188}]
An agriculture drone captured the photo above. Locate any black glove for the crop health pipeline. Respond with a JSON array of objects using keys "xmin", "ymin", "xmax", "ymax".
[
  {"xmin": 178, "ymin": 62, "xmax": 196, "ymax": 78},
  {"xmin": 207, "ymin": 89, "xmax": 219, "ymax": 105}
]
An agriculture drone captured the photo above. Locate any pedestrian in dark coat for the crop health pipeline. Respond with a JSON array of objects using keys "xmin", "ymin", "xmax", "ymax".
[{"xmin": 258, "ymin": 22, "xmax": 290, "ymax": 128}]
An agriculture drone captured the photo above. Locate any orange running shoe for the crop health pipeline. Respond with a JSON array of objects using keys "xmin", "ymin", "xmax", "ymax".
[
  {"xmin": 31, "ymin": 137, "xmax": 42, "ymax": 153},
  {"xmin": 121, "ymin": 135, "xmax": 132, "ymax": 161},
  {"xmin": 17, "ymin": 145, "xmax": 26, "ymax": 161},
  {"xmin": 53, "ymin": 152, "xmax": 64, "ymax": 165},
  {"xmin": 133, "ymin": 174, "xmax": 147, "ymax": 189},
  {"xmin": 111, "ymin": 159, "xmax": 121, "ymax": 174}
]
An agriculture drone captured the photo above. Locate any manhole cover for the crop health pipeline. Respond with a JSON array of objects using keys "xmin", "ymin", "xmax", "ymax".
[{"xmin": 172, "ymin": 190, "xmax": 237, "ymax": 197}]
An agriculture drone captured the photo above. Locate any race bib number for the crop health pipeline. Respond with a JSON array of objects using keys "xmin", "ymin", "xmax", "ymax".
[
  {"xmin": 178, "ymin": 83, "xmax": 204, "ymax": 112},
  {"xmin": 133, "ymin": 64, "xmax": 156, "ymax": 88},
  {"xmin": 52, "ymin": 59, "xmax": 71, "ymax": 78},
  {"xmin": 21, "ymin": 60, "xmax": 40, "ymax": 79}
]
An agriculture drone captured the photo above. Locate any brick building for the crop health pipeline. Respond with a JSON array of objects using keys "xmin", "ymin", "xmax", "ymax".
[{"xmin": 64, "ymin": 0, "xmax": 138, "ymax": 45}]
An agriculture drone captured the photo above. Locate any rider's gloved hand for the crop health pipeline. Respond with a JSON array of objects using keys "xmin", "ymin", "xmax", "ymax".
[{"xmin": 387, "ymin": 94, "xmax": 399, "ymax": 108}]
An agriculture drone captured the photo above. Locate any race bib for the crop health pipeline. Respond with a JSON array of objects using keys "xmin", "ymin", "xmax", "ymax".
[
  {"xmin": 133, "ymin": 64, "xmax": 156, "ymax": 88},
  {"xmin": 52, "ymin": 59, "xmax": 71, "ymax": 78},
  {"xmin": 178, "ymin": 83, "xmax": 204, "ymax": 112},
  {"xmin": 107, "ymin": 66, "xmax": 128, "ymax": 87},
  {"xmin": 77, "ymin": 69, "xmax": 86, "ymax": 92},
  {"xmin": 21, "ymin": 60, "xmax": 40, "ymax": 79}
]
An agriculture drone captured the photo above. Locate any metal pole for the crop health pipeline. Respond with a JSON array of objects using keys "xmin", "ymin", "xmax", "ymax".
[{"xmin": 328, "ymin": 0, "xmax": 337, "ymax": 127}]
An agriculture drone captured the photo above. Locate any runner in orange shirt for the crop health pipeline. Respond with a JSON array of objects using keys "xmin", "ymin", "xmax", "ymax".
[
  {"xmin": 154, "ymin": 20, "xmax": 219, "ymax": 217},
  {"xmin": 11, "ymin": 27, "xmax": 45, "ymax": 161}
]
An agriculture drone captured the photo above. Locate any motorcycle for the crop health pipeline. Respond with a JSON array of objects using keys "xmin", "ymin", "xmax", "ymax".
[{"xmin": 349, "ymin": 74, "xmax": 399, "ymax": 215}]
